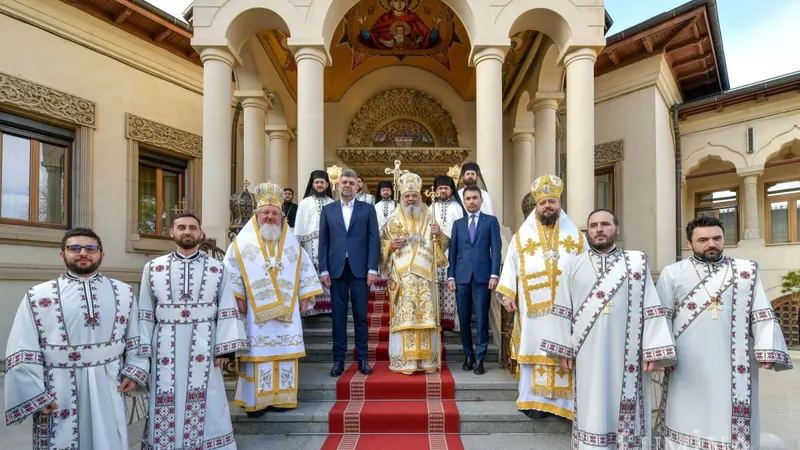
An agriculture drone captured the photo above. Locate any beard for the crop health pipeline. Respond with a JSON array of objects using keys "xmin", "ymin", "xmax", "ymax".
[
  {"xmin": 693, "ymin": 247, "xmax": 722, "ymax": 263},
  {"xmin": 589, "ymin": 235, "xmax": 615, "ymax": 252},
  {"xmin": 314, "ymin": 188, "xmax": 327, "ymax": 198},
  {"xmin": 174, "ymin": 234, "xmax": 202, "ymax": 250},
  {"xmin": 63, "ymin": 255, "xmax": 102, "ymax": 275},
  {"xmin": 400, "ymin": 202, "xmax": 424, "ymax": 220},
  {"xmin": 260, "ymin": 223, "xmax": 283, "ymax": 242},
  {"xmin": 536, "ymin": 208, "xmax": 561, "ymax": 226}
]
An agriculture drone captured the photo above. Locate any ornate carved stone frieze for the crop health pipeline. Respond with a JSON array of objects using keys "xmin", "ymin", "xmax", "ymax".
[
  {"xmin": 337, "ymin": 147, "xmax": 470, "ymax": 165},
  {"xmin": 346, "ymin": 88, "xmax": 460, "ymax": 147},
  {"xmin": 595, "ymin": 140, "xmax": 624, "ymax": 165},
  {"xmin": 356, "ymin": 166, "xmax": 455, "ymax": 179},
  {"xmin": 126, "ymin": 113, "xmax": 202, "ymax": 158},
  {"xmin": 0, "ymin": 71, "xmax": 95, "ymax": 127}
]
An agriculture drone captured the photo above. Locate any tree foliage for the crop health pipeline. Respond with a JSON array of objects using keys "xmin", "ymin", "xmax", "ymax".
[{"xmin": 780, "ymin": 269, "xmax": 800, "ymax": 299}]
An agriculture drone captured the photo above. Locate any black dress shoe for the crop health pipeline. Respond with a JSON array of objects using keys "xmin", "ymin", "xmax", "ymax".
[
  {"xmin": 473, "ymin": 360, "xmax": 485, "ymax": 375},
  {"xmin": 267, "ymin": 406, "xmax": 290, "ymax": 413},
  {"xmin": 246, "ymin": 409, "xmax": 268, "ymax": 419},
  {"xmin": 523, "ymin": 409, "xmax": 554, "ymax": 420},
  {"xmin": 330, "ymin": 361, "xmax": 345, "ymax": 377},
  {"xmin": 462, "ymin": 356, "xmax": 475, "ymax": 371},
  {"xmin": 358, "ymin": 360, "xmax": 372, "ymax": 375}
]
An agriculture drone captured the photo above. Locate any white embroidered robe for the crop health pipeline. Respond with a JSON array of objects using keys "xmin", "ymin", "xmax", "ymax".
[
  {"xmin": 4, "ymin": 273, "xmax": 148, "ymax": 449},
  {"xmin": 496, "ymin": 212, "xmax": 586, "ymax": 418},
  {"xmin": 138, "ymin": 251, "xmax": 249, "ymax": 450},
  {"xmin": 458, "ymin": 187, "xmax": 493, "ymax": 215},
  {"xmin": 542, "ymin": 249, "xmax": 677, "ymax": 449},
  {"xmin": 224, "ymin": 217, "xmax": 323, "ymax": 411},
  {"xmin": 375, "ymin": 199, "xmax": 398, "ymax": 232},
  {"xmin": 655, "ymin": 257, "xmax": 793, "ymax": 450},
  {"xmin": 295, "ymin": 195, "xmax": 333, "ymax": 316},
  {"xmin": 380, "ymin": 206, "xmax": 449, "ymax": 373},
  {"xmin": 356, "ymin": 192, "xmax": 375, "ymax": 205},
  {"xmin": 433, "ymin": 199, "xmax": 464, "ymax": 331}
]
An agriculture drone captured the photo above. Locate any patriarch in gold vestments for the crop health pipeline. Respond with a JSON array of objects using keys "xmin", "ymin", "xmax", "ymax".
[
  {"xmin": 224, "ymin": 182, "xmax": 323, "ymax": 417},
  {"xmin": 496, "ymin": 174, "xmax": 587, "ymax": 419},
  {"xmin": 381, "ymin": 171, "xmax": 449, "ymax": 374}
]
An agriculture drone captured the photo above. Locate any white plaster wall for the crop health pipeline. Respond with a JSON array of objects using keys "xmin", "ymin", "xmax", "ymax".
[{"xmin": 654, "ymin": 89, "xmax": 677, "ymax": 271}]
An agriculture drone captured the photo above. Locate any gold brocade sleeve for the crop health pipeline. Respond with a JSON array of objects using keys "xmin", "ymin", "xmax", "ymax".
[
  {"xmin": 379, "ymin": 218, "xmax": 395, "ymax": 275},
  {"xmin": 434, "ymin": 234, "xmax": 449, "ymax": 268}
]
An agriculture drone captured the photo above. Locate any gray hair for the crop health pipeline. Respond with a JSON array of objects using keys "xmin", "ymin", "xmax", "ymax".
[{"xmin": 341, "ymin": 168, "xmax": 358, "ymax": 179}]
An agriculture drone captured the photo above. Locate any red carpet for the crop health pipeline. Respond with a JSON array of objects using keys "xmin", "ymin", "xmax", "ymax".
[{"xmin": 322, "ymin": 287, "xmax": 464, "ymax": 450}]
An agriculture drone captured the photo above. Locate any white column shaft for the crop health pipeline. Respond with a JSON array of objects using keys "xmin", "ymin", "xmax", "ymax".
[
  {"xmin": 241, "ymin": 98, "xmax": 267, "ymax": 187},
  {"xmin": 295, "ymin": 47, "xmax": 326, "ymax": 194},
  {"xmin": 565, "ymin": 49, "xmax": 597, "ymax": 228},
  {"xmin": 742, "ymin": 174, "xmax": 761, "ymax": 240},
  {"xmin": 532, "ymin": 100, "xmax": 559, "ymax": 178},
  {"xmin": 512, "ymin": 133, "xmax": 534, "ymax": 228},
  {"xmin": 200, "ymin": 48, "xmax": 234, "ymax": 244},
  {"xmin": 269, "ymin": 131, "xmax": 291, "ymax": 189},
  {"xmin": 474, "ymin": 48, "xmax": 505, "ymax": 222}
]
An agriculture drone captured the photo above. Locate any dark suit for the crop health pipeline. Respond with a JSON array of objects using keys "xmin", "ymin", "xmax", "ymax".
[
  {"xmin": 318, "ymin": 199, "xmax": 380, "ymax": 362},
  {"xmin": 447, "ymin": 212, "xmax": 502, "ymax": 361}
]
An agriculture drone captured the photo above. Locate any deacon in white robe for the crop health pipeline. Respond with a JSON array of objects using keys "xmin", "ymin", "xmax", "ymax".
[
  {"xmin": 496, "ymin": 174, "xmax": 587, "ymax": 420},
  {"xmin": 295, "ymin": 170, "xmax": 334, "ymax": 316},
  {"xmin": 541, "ymin": 209, "xmax": 676, "ymax": 449},
  {"xmin": 224, "ymin": 182, "xmax": 323, "ymax": 416},
  {"xmin": 374, "ymin": 180, "xmax": 397, "ymax": 232},
  {"xmin": 138, "ymin": 212, "xmax": 249, "ymax": 449},
  {"xmin": 4, "ymin": 228, "xmax": 148, "ymax": 449},
  {"xmin": 356, "ymin": 176, "xmax": 375, "ymax": 205},
  {"xmin": 381, "ymin": 171, "xmax": 449, "ymax": 374},
  {"xmin": 432, "ymin": 175, "xmax": 466, "ymax": 331},
  {"xmin": 457, "ymin": 162, "xmax": 493, "ymax": 215},
  {"xmin": 655, "ymin": 216, "xmax": 792, "ymax": 450}
]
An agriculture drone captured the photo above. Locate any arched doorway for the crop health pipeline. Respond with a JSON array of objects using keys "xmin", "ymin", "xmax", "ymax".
[{"xmin": 771, "ymin": 294, "xmax": 800, "ymax": 349}]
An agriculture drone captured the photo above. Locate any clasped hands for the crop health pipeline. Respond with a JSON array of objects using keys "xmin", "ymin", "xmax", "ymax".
[{"xmin": 448, "ymin": 278, "xmax": 498, "ymax": 291}]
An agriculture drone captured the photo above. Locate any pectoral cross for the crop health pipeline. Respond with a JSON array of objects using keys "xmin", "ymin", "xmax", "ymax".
[
  {"xmin": 603, "ymin": 300, "xmax": 614, "ymax": 314},
  {"xmin": 708, "ymin": 298, "xmax": 722, "ymax": 320},
  {"xmin": 384, "ymin": 159, "xmax": 405, "ymax": 201}
]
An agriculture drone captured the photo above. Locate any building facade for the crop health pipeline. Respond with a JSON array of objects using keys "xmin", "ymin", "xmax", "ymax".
[{"xmin": 0, "ymin": 0, "xmax": 797, "ymax": 362}]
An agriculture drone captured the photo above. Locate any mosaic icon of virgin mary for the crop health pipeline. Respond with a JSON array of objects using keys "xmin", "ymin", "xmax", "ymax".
[{"xmin": 358, "ymin": 0, "xmax": 441, "ymax": 50}]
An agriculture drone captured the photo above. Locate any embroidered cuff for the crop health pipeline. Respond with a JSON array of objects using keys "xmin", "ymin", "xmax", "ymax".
[
  {"xmin": 4, "ymin": 350, "xmax": 44, "ymax": 372},
  {"xmin": 217, "ymin": 308, "xmax": 241, "ymax": 321},
  {"xmin": 643, "ymin": 306, "xmax": 669, "ymax": 319},
  {"xmin": 750, "ymin": 308, "xmax": 776, "ymax": 323},
  {"xmin": 540, "ymin": 339, "xmax": 573, "ymax": 360},
  {"xmin": 754, "ymin": 349, "xmax": 793, "ymax": 369},
  {"xmin": 139, "ymin": 310, "xmax": 155, "ymax": 322},
  {"xmin": 121, "ymin": 364, "xmax": 149, "ymax": 390},
  {"xmin": 139, "ymin": 344, "xmax": 153, "ymax": 357},
  {"xmin": 550, "ymin": 304, "xmax": 573, "ymax": 320},
  {"xmin": 125, "ymin": 337, "xmax": 140, "ymax": 351},
  {"xmin": 5, "ymin": 391, "xmax": 56, "ymax": 425},
  {"xmin": 214, "ymin": 339, "xmax": 250, "ymax": 356},
  {"xmin": 643, "ymin": 345, "xmax": 677, "ymax": 362}
]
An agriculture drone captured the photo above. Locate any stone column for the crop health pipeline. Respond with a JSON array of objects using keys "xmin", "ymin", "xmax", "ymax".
[
  {"xmin": 267, "ymin": 129, "xmax": 291, "ymax": 189},
  {"xmin": 530, "ymin": 92, "xmax": 563, "ymax": 179},
  {"xmin": 564, "ymin": 48, "xmax": 597, "ymax": 229},
  {"xmin": 199, "ymin": 47, "xmax": 235, "ymax": 243},
  {"xmin": 294, "ymin": 46, "xmax": 326, "ymax": 194},
  {"xmin": 237, "ymin": 92, "xmax": 268, "ymax": 187},
  {"xmin": 739, "ymin": 169, "xmax": 763, "ymax": 240},
  {"xmin": 512, "ymin": 130, "xmax": 534, "ymax": 227},
  {"xmin": 474, "ymin": 47, "xmax": 506, "ymax": 222}
]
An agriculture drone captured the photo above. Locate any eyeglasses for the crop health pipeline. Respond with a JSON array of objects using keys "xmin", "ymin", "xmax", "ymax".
[{"xmin": 64, "ymin": 245, "xmax": 101, "ymax": 254}]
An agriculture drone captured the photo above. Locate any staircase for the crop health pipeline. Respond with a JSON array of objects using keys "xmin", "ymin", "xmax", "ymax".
[{"xmin": 226, "ymin": 288, "xmax": 571, "ymax": 449}]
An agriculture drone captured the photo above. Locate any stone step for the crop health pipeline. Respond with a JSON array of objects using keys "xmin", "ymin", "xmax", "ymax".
[
  {"xmin": 302, "ymin": 327, "xmax": 492, "ymax": 344},
  {"xmin": 232, "ymin": 433, "xmax": 571, "ymax": 450},
  {"xmin": 296, "ymin": 342, "xmax": 499, "ymax": 363}
]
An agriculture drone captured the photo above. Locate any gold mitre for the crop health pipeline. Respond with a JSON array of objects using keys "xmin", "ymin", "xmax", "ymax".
[
  {"xmin": 398, "ymin": 171, "xmax": 423, "ymax": 195},
  {"xmin": 253, "ymin": 181, "xmax": 283, "ymax": 209},
  {"xmin": 530, "ymin": 174, "xmax": 564, "ymax": 202}
]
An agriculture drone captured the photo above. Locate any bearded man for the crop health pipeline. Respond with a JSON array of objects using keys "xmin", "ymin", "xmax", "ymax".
[
  {"xmin": 457, "ymin": 162, "xmax": 493, "ymax": 215},
  {"xmin": 295, "ymin": 169, "xmax": 334, "ymax": 316},
  {"xmin": 138, "ymin": 212, "xmax": 248, "ymax": 448},
  {"xmin": 496, "ymin": 174, "xmax": 587, "ymax": 420},
  {"xmin": 356, "ymin": 176, "xmax": 376, "ymax": 205},
  {"xmin": 431, "ymin": 175, "xmax": 466, "ymax": 331},
  {"xmin": 381, "ymin": 171, "xmax": 448, "ymax": 374},
  {"xmin": 5, "ymin": 228, "xmax": 148, "ymax": 449},
  {"xmin": 225, "ymin": 182, "xmax": 323, "ymax": 417},
  {"xmin": 655, "ymin": 216, "xmax": 792, "ymax": 449},
  {"xmin": 374, "ymin": 180, "xmax": 397, "ymax": 231},
  {"xmin": 541, "ymin": 209, "xmax": 676, "ymax": 449}
]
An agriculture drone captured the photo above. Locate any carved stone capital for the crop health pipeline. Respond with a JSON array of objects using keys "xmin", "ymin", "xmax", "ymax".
[
  {"xmin": 0, "ymin": 71, "xmax": 95, "ymax": 127},
  {"xmin": 126, "ymin": 113, "xmax": 202, "ymax": 158}
]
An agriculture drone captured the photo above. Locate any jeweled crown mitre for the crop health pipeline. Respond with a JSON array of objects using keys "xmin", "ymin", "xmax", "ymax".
[
  {"xmin": 253, "ymin": 182, "xmax": 283, "ymax": 209},
  {"xmin": 398, "ymin": 172, "xmax": 423, "ymax": 195},
  {"xmin": 530, "ymin": 174, "xmax": 564, "ymax": 203}
]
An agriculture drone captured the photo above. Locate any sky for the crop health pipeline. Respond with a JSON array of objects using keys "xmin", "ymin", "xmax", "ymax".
[{"xmin": 149, "ymin": 0, "xmax": 800, "ymax": 88}]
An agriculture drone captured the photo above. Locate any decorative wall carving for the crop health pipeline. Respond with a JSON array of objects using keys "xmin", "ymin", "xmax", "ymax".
[
  {"xmin": 356, "ymin": 166, "xmax": 455, "ymax": 178},
  {"xmin": 595, "ymin": 140, "xmax": 624, "ymax": 165},
  {"xmin": 346, "ymin": 89, "xmax": 460, "ymax": 147},
  {"xmin": 337, "ymin": 147, "xmax": 470, "ymax": 165},
  {"xmin": 0, "ymin": 71, "xmax": 95, "ymax": 127},
  {"xmin": 126, "ymin": 113, "xmax": 202, "ymax": 158}
]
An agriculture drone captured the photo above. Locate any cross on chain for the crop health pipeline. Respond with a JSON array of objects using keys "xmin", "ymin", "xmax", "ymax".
[
  {"xmin": 708, "ymin": 298, "xmax": 722, "ymax": 320},
  {"xmin": 603, "ymin": 300, "xmax": 614, "ymax": 314}
]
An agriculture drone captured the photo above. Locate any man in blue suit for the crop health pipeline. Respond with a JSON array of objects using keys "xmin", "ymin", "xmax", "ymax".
[
  {"xmin": 319, "ymin": 169, "xmax": 380, "ymax": 377},
  {"xmin": 447, "ymin": 185, "xmax": 502, "ymax": 375}
]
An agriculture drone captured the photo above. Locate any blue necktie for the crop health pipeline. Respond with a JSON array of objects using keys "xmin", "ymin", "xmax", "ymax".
[{"xmin": 469, "ymin": 214, "xmax": 477, "ymax": 243}]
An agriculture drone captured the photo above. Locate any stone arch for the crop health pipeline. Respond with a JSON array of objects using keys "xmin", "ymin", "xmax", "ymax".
[
  {"xmin": 311, "ymin": 0, "xmax": 487, "ymax": 52},
  {"xmin": 514, "ymin": 90, "xmax": 533, "ymax": 128},
  {"xmin": 209, "ymin": 1, "xmax": 297, "ymax": 56},
  {"xmin": 536, "ymin": 42, "xmax": 565, "ymax": 93},
  {"xmin": 752, "ymin": 125, "xmax": 800, "ymax": 167},
  {"xmin": 233, "ymin": 43, "xmax": 261, "ymax": 91},
  {"xmin": 495, "ymin": 0, "xmax": 587, "ymax": 50},
  {"xmin": 346, "ymin": 88, "xmax": 459, "ymax": 147},
  {"xmin": 683, "ymin": 143, "xmax": 748, "ymax": 175}
]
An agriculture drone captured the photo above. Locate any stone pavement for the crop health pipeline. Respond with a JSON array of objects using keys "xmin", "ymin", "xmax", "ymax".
[{"xmin": 1, "ymin": 351, "xmax": 798, "ymax": 449}]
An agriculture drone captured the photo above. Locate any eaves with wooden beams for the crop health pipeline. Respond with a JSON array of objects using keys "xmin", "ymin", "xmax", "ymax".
[
  {"xmin": 59, "ymin": 0, "xmax": 199, "ymax": 65},
  {"xmin": 597, "ymin": 0, "xmax": 729, "ymax": 103}
]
